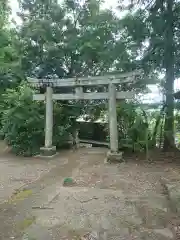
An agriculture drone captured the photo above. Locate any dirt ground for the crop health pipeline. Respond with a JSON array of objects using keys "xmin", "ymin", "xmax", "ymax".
[
  {"xmin": 0, "ymin": 141, "xmax": 59, "ymax": 203},
  {"xmin": 0, "ymin": 143, "xmax": 180, "ymax": 239}
]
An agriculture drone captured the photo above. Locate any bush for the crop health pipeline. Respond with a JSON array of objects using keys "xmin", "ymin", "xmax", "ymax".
[
  {"xmin": 105, "ymin": 101, "xmax": 152, "ymax": 152},
  {"xmin": 117, "ymin": 102, "xmax": 150, "ymax": 152},
  {"xmin": 0, "ymin": 84, "xmax": 79, "ymax": 156}
]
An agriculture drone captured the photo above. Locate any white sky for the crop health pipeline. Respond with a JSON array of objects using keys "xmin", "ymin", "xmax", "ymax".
[{"xmin": 9, "ymin": 0, "xmax": 180, "ymax": 104}]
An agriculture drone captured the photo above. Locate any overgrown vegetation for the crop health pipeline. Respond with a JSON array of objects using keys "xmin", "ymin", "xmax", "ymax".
[
  {"xmin": 0, "ymin": 0, "xmax": 179, "ymax": 156},
  {"xmin": 0, "ymin": 84, "xmax": 80, "ymax": 155}
]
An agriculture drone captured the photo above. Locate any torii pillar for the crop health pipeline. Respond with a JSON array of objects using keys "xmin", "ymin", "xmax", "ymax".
[
  {"xmin": 40, "ymin": 86, "xmax": 56, "ymax": 156},
  {"xmin": 106, "ymin": 82, "xmax": 123, "ymax": 162}
]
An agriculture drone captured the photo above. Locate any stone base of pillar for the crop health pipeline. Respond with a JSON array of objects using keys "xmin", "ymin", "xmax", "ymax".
[
  {"xmin": 106, "ymin": 151, "xmax": 123, "ymax": 163},
  {"xmin": 40, "ymin": 146, "xmax": 56, "ymax": 157}
]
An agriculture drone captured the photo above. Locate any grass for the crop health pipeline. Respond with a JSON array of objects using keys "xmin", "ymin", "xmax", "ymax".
[{"xmin": 8, "ymin": 188, "xmax": 33, "ymax": 203}]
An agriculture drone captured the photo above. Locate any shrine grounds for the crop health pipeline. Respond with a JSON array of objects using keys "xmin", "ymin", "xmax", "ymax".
[{"xmin": 0, "ymin": 142, "xmax": 180, "ymax": 239}]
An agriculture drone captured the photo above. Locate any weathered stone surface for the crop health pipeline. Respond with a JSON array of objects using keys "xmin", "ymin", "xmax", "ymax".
[
  {"xmin": 106, "ymin": 151, "xmax": 123, "ymax": 163},
  {"xmin": 32, "ymin": 186, "xmax": 171, "ymax": 239},
  {"xmin": 40, "ymin": 146, "xmax": 56, "ymax": 157}
]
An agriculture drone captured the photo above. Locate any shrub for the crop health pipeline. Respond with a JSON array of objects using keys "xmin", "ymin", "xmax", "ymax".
[
  {"xmin": 0, "ymin": 84, "xmax": 79, "ymax": 156},
  {"xmin": 117, "ymin": 102, "xmax": 150, "ymax": 152},
  {"xmin": 1, "ymin": 85, "xmax": 44, "ymax": 156},
  {"xmin": 105, "ymin": 101, "xmax": 152, "ymax": 152}
]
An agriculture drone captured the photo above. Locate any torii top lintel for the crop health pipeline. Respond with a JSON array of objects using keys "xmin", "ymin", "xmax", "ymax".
[{"xmin": 27, "ymin": 70, "xmax": 141, "ymax": 87}]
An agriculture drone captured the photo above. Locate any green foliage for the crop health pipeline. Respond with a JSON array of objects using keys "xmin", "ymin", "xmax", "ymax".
[
  {"xmin": 11, "ymin": 0, "xmax": 156, "ymax": 156},
  {"xmin": 0, "ymin": 0, "xmax": 21, "ymax": 91},
  {"xmin": 0, "ymin": 85, "xmax": 44, "ymax": 156},
  {"xmin": 104, "ymin": 101, "xmax": 163, "ymax": 153},
  {"xmin": 18, "ymin": 0, "xmax": 138, "ymax": 79},
  {"xmin": 115, "ymin": 102, "xmax": 150, "ymax": 152},
  {"xmin": 0, "ymin": 84, "xmax": 80, "ymax": 156},
  {"xmin": 120, "ymin": 0, "xmax": 180, "ymax": 149},
  {"xmin": 0, "ymin": 0, "xmax": 9, "ymax": 25},
  {"xmin": 2, "ymin": 0, "xmax": 177, "ymax": 156},
  {"xmin": 63, "ymin": 177, "xmax": 74, "ymax": 184}
]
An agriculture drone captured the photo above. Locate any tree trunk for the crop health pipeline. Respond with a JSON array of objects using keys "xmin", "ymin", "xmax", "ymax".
[{"xmin": 163, "ymin": 0, "xmax": 175, "ymax": 150}]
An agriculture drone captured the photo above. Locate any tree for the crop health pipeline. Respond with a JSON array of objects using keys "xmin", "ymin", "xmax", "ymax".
[
  {"xmin": 0, "ymin": 0, "xmax": 21, "ymax": 91},
  {"xmin": 17, "ymin": 0, "xmax": 151, "ymax": 119},
  {"xmin": 120, "ymin": 0, "xmax": 180, "ymax": 150},
  {"xmin": 163, "ymin": 0, "xmax": 174, "ymax": 149},
  {"xmin": 18, "ymin": 0, "xmax": 136, "ymax": 79}
]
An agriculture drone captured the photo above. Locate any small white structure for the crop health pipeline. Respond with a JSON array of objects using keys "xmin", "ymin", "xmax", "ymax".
[{"xmin": 76, "ymin": 114, "xmax": 108, "ymax": 124}]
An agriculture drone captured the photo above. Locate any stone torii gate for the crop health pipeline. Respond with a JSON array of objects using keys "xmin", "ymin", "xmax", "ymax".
[{"xmin": 27, "ymin": 71, "xmax": 140, "ymax": 161}]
